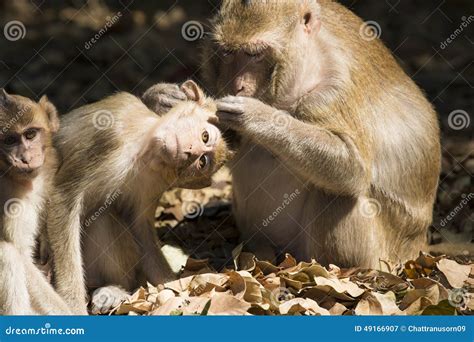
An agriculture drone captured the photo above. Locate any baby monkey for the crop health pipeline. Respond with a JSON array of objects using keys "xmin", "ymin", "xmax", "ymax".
[
  {"xmin": 48, "ymin": 81, "xmax": 232, "ymax": 314},
  {"xmin": 0, "ymin": 89, "xmax": 70, "ymax": 315}
]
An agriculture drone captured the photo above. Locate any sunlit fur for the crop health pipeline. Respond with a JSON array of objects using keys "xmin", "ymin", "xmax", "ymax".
[
  {"xmin": 0, "ymin": 91, "xmax": 70, "ymax": 315},
  {"xmin": 48, "ymin": 87, "xmax": 231, "ymax": 314},
  {"xmin": 202, "ymin": 0, "xmax": 441, "ymax": 267}
]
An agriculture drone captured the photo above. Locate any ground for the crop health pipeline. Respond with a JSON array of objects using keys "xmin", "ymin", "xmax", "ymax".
[{"xmin": 0, "ymin": 0, "xmax": 472, "ymax": 315}]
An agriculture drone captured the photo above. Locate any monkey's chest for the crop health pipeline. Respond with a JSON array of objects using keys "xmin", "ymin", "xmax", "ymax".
[{"xmin": 230, "ymin": 144, "xmax": 309, "ymax": 245}]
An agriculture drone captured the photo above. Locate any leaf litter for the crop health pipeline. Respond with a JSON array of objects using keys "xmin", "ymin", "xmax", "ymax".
[{"xmin": 104, "ymin": 168, "xmax": 473, "ymax": 316}]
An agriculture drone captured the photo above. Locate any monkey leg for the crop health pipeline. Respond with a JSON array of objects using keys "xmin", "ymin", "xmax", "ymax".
[
  {"xmin": 0, "ymin": 241, "xmax": 34, "ymax": 315},
  {"xmin": 83, "ymin": 213, "xmax": 142, "ymax": 291}
]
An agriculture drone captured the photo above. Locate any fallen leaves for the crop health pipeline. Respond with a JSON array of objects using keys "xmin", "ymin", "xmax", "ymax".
[{"xmin": 107, "ymin": 251, "xmax": 473, "ymax": 316}]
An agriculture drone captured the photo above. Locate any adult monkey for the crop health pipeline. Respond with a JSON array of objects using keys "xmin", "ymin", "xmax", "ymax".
[{"xmin": 198, "ymin": 0, "xmax": 441, "ymax": 267}]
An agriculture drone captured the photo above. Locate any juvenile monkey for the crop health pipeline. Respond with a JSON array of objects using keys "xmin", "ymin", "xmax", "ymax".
[
  {"xmin": 156, "ymin": 0, "xmax": 441, "ymax": 267},
  {"xmin": 0, "ymin": 89, "xmax": 70, "ymax": 315},
  {"xmin": 47, "ymin": 81, "xmax": 232, "ymax": 314}
]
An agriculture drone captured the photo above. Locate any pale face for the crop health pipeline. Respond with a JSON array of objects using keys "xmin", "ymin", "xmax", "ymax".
[{"xmin": 151, "ymin": 103, "xmax": 227, "ymax": 189}]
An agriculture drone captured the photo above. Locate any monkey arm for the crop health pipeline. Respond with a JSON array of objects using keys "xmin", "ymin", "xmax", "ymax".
[
  {"xmin": 47, "ymin": 190, "xmax": 89, "ymax": 315},
  {"xmin": 131, "ymin": 216, "xmax": 175, "ymax": 285},
  {"xmin": 216, "ymin": 96, "xmax": 370, "ymax": 196},
  {"xmin": 25, "ymin": 258, "xmax": 72, "ymax": 315}
]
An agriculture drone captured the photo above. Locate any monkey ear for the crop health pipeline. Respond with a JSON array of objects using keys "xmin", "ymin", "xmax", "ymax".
[
  {"xmin": 180, "ymin": 80, "xmax": 205, "ymax": 106},
  {"xmin": 39, "ymin": 95, "xmax": 60, "ymax": 133},
  {"xmin": 302, "ymin": 11, "xmax": 321, "ymax": 35},
  {"xmin": 0, "ymin": 88, "xmax": 11, "ymax": 107}
]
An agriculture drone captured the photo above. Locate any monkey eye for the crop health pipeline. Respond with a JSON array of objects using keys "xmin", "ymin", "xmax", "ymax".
[
  {"xmin": 201, "ymin": 130, "xmax": 209, "ymax": 144},
  {"xmin": 198, "ymin": 154, "xmax": 209, "ymax": 169},
  {"xmin": 24, "ymin": 129, "xmax": 38, "ymax": 140},
  {"xmin": 3, "ymin": 135, "xmax": 18, "ymax": 146}
]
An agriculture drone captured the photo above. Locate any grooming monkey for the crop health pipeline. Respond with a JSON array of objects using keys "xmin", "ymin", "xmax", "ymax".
[
  {"xmin": 0, "ymin": 89, "xmax": 70, "ymax": 315},
  {"xmin": 47, "ymin": 81, "xmax": 232, "ymax": 314},
  {"xmin": 157, "ymin": 0, "xmax": 441, "ymax": 267}
]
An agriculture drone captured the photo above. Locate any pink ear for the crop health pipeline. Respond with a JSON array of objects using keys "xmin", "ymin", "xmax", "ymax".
[
  {"xmin": 180, "ymin": 80, "xmax": 205, "ymax": 105},
  {"xmin": 303, "ymin": 12, "xmax": 320, "ymax": 34},
  {"xmin": 39, "ymin": 95, "xmax": 60, "ymax": 133}
]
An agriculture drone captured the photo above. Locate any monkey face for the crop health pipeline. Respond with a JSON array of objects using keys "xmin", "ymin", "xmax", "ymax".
[
  {"xmin": 0, "ymin": 127, "xmax": 45, "ymax": 178},
  {"xmin": 0, "ymin": 90, "xmax": 57, "ymax": 181},
  {"xmin": 216, "ymin": 47, "xmax": 274, "ymax": 99},
  {"xmin": 150, "ymin": 105, "xmax": 229, "ymax": 189}
]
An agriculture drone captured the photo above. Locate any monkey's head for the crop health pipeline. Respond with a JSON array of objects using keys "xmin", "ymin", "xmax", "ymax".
[
  {"xmin": 147, "ymin": 81, "xmax": 232, "ymax": 189},
  {"xmin": 203, "ymin": 0, "xmax": 321, "ymax": 103},
  {"xmin": 0, "ymin": 89, "xmax": 59, "ymax": 181}
]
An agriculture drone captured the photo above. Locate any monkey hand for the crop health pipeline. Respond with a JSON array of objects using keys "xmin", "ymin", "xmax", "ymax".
[
  {"xmin": 90, "ymin": 286, "xmax": 130, "ymax": 315},
  {"xmin": 142, "ymin": 83, "xmax": 188, "ymax": 115},
  {"xmin": 216, "ymin": 96, "xmax": 277, "ymax": 132}
]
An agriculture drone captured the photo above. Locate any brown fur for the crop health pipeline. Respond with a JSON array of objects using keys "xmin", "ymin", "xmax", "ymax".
[
  {"xmin": 47, "ymin": 84, "xmax": 231, "ymax": 314},
  {"xmin": 0, "ymin": 90, "xmax": 70, "ymax": 315},
  {"xmin": 201, "ymin": 0, "xmax": 441, "ymax": 267}
]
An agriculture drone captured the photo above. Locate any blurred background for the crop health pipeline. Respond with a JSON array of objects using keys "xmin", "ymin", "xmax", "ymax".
[{"xmin": 0, "ymin": 0, "xmax": 472, "ymax": 263}]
